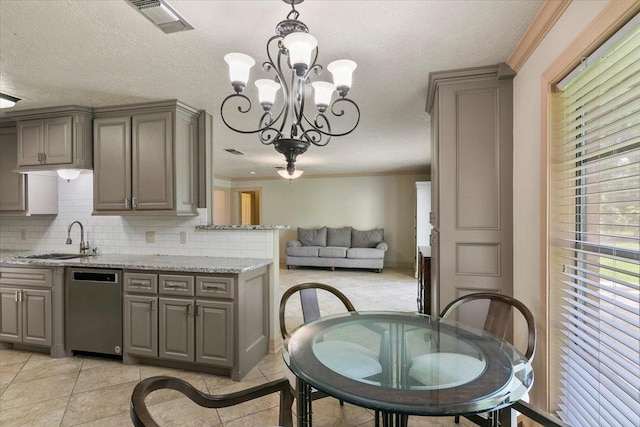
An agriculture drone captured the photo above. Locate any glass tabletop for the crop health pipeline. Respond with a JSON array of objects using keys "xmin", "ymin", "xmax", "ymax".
[{"xmin": 285, "ymin": 311, "xmax": 533, "ymax": 416}]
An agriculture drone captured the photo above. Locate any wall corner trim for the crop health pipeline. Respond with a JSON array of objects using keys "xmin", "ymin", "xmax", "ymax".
[{"xmin": 507, "ymin": 0, "xmax": 572, "ymax": 72}]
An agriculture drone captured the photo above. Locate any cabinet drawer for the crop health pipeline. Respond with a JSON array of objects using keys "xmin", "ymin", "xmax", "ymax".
[
  {"xmin": 159, "ymin": 274, "xmax": 194, "ymax": 296},
  {"xmin": 196, "ymin": 276, "xmax": 234, "ymax": 299},
  {"xmin": 0, "ymin": 267, "xmax": 52, "ymax": 288},
  {"xmin": 124, "ymin": 272, "xmax": 157, "ymax": 294}
]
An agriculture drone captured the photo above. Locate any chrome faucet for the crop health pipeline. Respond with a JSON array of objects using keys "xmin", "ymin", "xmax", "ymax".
[{"xmin": 66, "ymin": 221, "xmax": 90, "ymax": 254}]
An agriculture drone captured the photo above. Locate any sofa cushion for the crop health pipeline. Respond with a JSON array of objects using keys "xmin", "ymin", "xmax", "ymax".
[
  {"xmin": 298, "ymin": 227, "xmax": 327, "ymax": 247},
  {"xmin": 351, "ymin": 228, "xmax": 384, "ymax": 248},
  {"xmin": 319, "ymin": 246, "xmax": 348, "ymax": 258},
  {"xmin": 287, "ymin": 246, "xmax": 321, "ymax": 257},
  {"xmin": 327, "ymin": 227, "xmax": 352, "ymax": 247},
  {"xmin": 347, "ymin": 247, "xmax": 385, "ymax": 259}
]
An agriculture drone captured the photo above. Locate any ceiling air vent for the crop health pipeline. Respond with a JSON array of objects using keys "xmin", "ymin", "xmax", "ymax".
[
  {"xmin": 126, "ymin": 0, "xmax": 193, "ymax": 34},
  {"xmin": 224, "ymin": 148, "xmax": 244, "ymax": 155}
]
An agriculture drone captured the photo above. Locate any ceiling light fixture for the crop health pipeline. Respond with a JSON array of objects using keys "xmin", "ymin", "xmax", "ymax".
[
  {"xmin": 57, "ymin": 169, "xmax": 82, "ymax": 182},
  {"xmin": 0, "ymin": 93, "xmax": 21, "ymax": 109},
  {"xmin": 277, "ymin": 169, "xmax": 304, "ymax": 180},
  {"xmin": 221, "ymin": 0, "xmax": 360, "ymax": 176}
]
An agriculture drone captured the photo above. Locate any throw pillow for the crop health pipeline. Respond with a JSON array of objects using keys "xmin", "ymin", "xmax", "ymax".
[
  {"xmin": 298, "ymin": 226, "xmax": 327, "ymax": 246},
  {"xmin": 327, "ymin": 227, "xmax": 352, "ymax": 247},
  {"xmin": 351, "ymin": 228, "xmax": 384, "ymax": 248}
]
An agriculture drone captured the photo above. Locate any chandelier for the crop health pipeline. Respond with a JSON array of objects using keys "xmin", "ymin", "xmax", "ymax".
[{"xmin": 221, "ymin": 0, "xmax": 360, "ymax": 176}]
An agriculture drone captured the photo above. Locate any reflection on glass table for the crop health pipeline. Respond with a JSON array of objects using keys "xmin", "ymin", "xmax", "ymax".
[{"xmin": 284, "ymin": 311, "xmax": 533, "ymax": 427}]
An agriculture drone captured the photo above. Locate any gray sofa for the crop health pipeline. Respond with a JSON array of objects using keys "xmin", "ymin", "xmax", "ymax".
[{"xmin": 286, "ymin": 226, "xmax": 388, "ymax": 272}]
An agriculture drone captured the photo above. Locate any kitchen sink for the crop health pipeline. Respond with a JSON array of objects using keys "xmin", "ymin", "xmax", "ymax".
[{"xmin": 21, "ymin": 253, "xmax": 93, "ymax": 260}]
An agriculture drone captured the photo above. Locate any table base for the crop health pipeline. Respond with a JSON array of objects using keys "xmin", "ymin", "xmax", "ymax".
[{"xmin": 296, "ymin": 377, "xmax": 508, "ymax": 427}]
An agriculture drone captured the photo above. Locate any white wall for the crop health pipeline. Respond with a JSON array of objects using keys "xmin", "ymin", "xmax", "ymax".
[
  {"xmin": 512, "ymin": 0, "xmax": 608, "ymax": 408},
  {"xmin": 227, "ymin": 172, "xmax": 429, "ymax": 268},
  {"xmin": 0, "ymin": 173, "xmax": 274, "ymax": 259}
]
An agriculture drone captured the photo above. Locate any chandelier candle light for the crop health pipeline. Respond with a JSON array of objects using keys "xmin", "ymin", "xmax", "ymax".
[{"xmin": 221, "ymin": 0, "xmax": 360, "ymax": 177}]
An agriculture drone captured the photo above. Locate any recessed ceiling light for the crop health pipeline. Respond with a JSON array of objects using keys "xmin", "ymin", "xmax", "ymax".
[{"xmin": 249, "ymin": 171, "xmax": 256, "ymax": 175}]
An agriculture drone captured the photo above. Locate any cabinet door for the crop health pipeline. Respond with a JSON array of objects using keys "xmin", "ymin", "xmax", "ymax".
[
  {"xmin": 22, "ymin": 289, "xmax": 51, "ymax": 346},
  {"xmin": 94, "ymin": 117, "xmax": 132, "ymax": 211},
  {"xmin": 132, "ymin": 112, "xmax": 173, "ymax": 210},
  {"xmin": 16, "ymin": 120, "xmax": 43, "ymax": 166},
  {"xmin": 43, "ymin": 116, "xmax": 73, "ymax": 165},
  {"xmin": 195, "ymin": 300, "xmax": 234, "ymax": 367},
  {"xmin": 158, "ymin": 297, "xmax": 193, "ymax": 362},
  {"xmin": 124, "ymin": 295, "xmax": 157, "ymax": 357},
  {"xmin": 0, "ymin": 287, "xmax": 22, "ymax": 343},
  {"xmin": 0, "ymin": 129, "xmax": 26, "ymax": 212}
]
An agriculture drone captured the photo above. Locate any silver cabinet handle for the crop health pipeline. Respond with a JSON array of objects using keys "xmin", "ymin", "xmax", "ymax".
[
  {"xmin": 37, "ymin": 153, "xmax": 42, "ymax": 163},
  {"xmin": 165, "ymin": 282, "xmax": 184, "ymax": 289},
  {"xmin": 125, "ymin": 198, "xmax": 130, "ymax": 209},
  {"xmin": 42, "ymin": 153, "xmax": 46, "ymax": 163},
  {"xmin": 132, "ymin": 197, "xmax": 138, "ymax": 208},
  {"xmin": 19, "ymin": 290, "xmax": 23, "ymax": 302},
  {"xmin": 203, "ymin": 285, "xmax": 223, "ymax": 290},
  {"xmin": 150, "ymin": 300, "xmax": 155, "ymax": 311},
  {"xmin": 187, "ymin": 304, "xmax": 192, "ymax": 315},
  {"xmin": 196, "ymin": 305, "xmax": 202, "ymax": 316},
  {"xmin": 130, "ymin": 281, "xmax": 148, "ymax": 288},
  {"xmin": 15, "ymin": 291, "xmax": 19, "ymax": 303}
]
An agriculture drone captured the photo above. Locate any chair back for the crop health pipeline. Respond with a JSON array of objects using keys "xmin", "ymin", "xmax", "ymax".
[
  {"xmin": 130, "ymin": 376, "xmax": 293, "ymax": 427},
  {"xmin": 279, "ymin": 282, "xmax": 356, "ymax": 340},
  {"xmin": 440, "ymin": 292, "xmax": 536, "ymax": 361}
]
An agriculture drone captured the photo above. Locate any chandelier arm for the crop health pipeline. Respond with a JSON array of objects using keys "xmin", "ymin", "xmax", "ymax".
[
  {"xmin": 300, "ymin": 128, "xmax": 331, "ymax": 147},
  {"xmin": 220, "ymin": 93, "xmax": 284, "ymax": 135},
  {"xmin": 259, "ymin": 127, "xmax": 285, "ymax": 145}
]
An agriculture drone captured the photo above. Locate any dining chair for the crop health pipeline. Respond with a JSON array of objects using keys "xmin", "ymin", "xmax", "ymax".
[
  {"xmin": 410, "ymin": 292, "xmax": 537, "ymax": 427},
  {"xmin": 279, "ymin": 282, "xmax": 384, "ymax": 403},
  {"xmin": 130, "ymin": 375, "xmax": 294, "ymax": 427}
]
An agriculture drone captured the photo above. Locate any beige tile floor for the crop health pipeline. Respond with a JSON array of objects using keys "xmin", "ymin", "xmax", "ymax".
[{"xmin": 0, "ymin": 267, "xmax": 472, "ymax": 427}]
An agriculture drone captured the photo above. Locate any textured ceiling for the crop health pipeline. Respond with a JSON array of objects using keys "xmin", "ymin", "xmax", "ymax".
[{"xmin": 0, "ymin": 0, "xmax": 542, "ymax": 179}]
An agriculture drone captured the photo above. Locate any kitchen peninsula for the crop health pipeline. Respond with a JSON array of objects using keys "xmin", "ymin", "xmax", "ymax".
[{"xmin": 0, "ymin": 251, "xmax": 273, "ymax": 380}]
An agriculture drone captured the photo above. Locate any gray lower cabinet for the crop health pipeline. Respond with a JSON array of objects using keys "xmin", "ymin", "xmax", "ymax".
[
  {"xmin": 124, "ymin": 294, "xmax": 158, "ymax": 358},
  {"xmin": 0, "ymin": 288, "xmax": 51, "ymax": 347},
  {"xmin": 157, "ymin": 297, "xmax": 234, "ymax": 366},
  {"xmin": 0, "ymin": 266, "xmax": 64, "ymax": 356},
  {"xmin": 158, "ymin": 297, "xmax": 193, "ymax": 362},
  {"xmin": 123, "ymin": 267, "xmax": 266, "ymax": 380},
  {"xmin": 195, "ymin": 300, "xmax": 233, "ymax": 367}
]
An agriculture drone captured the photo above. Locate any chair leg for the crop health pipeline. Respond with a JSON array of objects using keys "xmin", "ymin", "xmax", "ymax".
[
  {"xmin": 339, "ymin": 399, "xmax": 344, "ymax": 406},
  {"xmin": 455, "ymin": 415, "xmax": 460, "ymax": 423}
]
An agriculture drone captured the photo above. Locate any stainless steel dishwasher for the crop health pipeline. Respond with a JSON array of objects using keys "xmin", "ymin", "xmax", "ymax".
[{"xmin": 66, "ymin": 268, "xmax": 122, "ymax": 356}]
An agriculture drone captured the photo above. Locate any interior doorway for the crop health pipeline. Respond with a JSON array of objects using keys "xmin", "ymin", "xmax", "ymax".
[{"xmin": 231, "ymin": 188, "xmax": 261, "ymax": 225}]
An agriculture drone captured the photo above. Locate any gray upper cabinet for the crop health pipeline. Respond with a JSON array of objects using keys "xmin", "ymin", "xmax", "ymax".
[
  {"xmin": 9, "ymin": 106, "xmax": 93, "ymax": 172},
  {"xmin": 93, "ymin": 101, "xmax": 199, "ymax": 215},
  {"xmin": 426, "ymin": 64, "xmax": 514, "ymax": 317},
  {"xmin": 0, "ymin": 124, "xmax": 58, "ymax": 216}
]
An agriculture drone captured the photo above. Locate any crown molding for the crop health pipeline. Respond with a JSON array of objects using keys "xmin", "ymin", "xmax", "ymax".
[
  {"xmin": 425, "ymin": 63, "xmax": 514, "ymax": 114},
  {"xmin": 507, "ymin": 0, "xmax": 572, "ymax": 72}
]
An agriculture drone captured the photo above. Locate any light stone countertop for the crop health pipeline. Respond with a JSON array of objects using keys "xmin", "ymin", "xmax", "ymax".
[{"xmin": 0, "ymin": 252, "xmax": 272, "ymax": 274}]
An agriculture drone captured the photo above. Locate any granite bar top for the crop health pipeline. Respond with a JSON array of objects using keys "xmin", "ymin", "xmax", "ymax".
[
  {"xmin": 196, "ymin": 225, "xmax": 289, "ymax": 230},
  {"xmin": 0, "ymin": 252, "xmax": 272, "ymax": 274}
]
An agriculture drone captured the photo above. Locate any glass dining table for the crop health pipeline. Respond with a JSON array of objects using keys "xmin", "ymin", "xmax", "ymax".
[{"xmin": 284, "ymin": 311, "xmax": 533, "ymax": 427}]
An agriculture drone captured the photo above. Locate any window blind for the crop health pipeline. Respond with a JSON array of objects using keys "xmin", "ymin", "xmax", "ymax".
[{"xmin": 552, "ymin": 16, "xmax": 640, "ymax": 427}]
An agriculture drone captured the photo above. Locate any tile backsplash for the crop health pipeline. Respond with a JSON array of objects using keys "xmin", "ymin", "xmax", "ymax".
[{"xmin": 0, "ymin": 173, "xmax": 274, "ymax": 258}]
